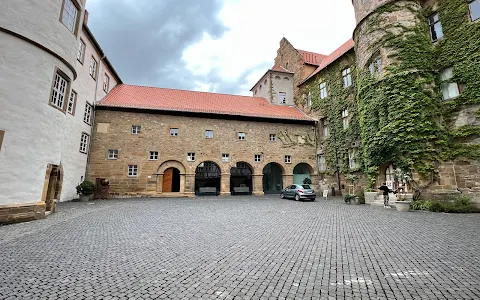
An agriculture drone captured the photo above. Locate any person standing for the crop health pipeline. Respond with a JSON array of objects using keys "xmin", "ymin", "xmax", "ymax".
[{"xmin": 378, "ymin": 183, "xmax": 390, "ymax": 207}]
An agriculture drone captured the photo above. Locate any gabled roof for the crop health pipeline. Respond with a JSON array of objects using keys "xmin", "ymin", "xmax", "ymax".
[
  {"xmin": 298, "ymin": 39, "xmax": 355, "ymax": 86},
  {"xmin": 97, "ymin": 84, "xmax": 316, "ymax": 123},
  {"xmin": 296, "ymin": 49, "xmax": 327, "ymax": 66},
  {"xmin": 249, "ymin": 65, "xmax": 293, "ymax": 91}
]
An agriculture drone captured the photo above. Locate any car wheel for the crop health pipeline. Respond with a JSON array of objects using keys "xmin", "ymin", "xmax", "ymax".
[
  {"xmin": 295, "ymin": 194, "xmax": 300, "ymax": 201},
  {"xmin": 311, "ymin": 198, "xmax": 316, "ymax": 202},
  {"xmin": 280, "ymin": 193, "xmax": 285, "ymax": 199}
]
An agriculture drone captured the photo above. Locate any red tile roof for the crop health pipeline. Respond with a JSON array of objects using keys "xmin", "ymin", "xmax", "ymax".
[
  {"xmin": 296, "ymin": 49, "xmax": 327, "ymax": 66},
  {"xmin": 271, "ymin": 64, "xmax": 292, "ymax": 73},
  {"xmin": 97, "ymin": 84, "xmax": 316, "ymax": 122},
  {"xmin": 299, "ymin": 39, "xmax": 355, "ymax": 86}
]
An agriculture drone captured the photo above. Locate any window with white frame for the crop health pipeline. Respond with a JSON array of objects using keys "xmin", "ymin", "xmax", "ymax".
[
  {"xmin": 77, "ymin": 39, "xmax": 85, "ymax": 63},
  {"xmin": 108, "ymin": 149, "xmax": 118, "ymax": 160},
  {"xmin": 254, "ymin": 154, "xmax": 262, "ymax": 162},
  {"xmin": 187, "ymin": 152, "xmax": 195, "ymax": 162},
  {"xmin": 83, "ymin": 103, "xmax": 92, "ymax": 125},
  {"xmin": 319, "ymin": 82, "xmax": 327, "ymax": 99},
  {"xmin": 205, "ymin": 130, "xmax": 214, "ymax": 139},
  {"xmin": 222, "ymin": 153, "xmax": 230, "ymax": 162},
  {"xmin": 279, "ymin": 92, "xmax": 286, "ymax": 104},
  {"xmin": 428, "ymin": 13, "xmax": 444, "ymax": 42},
  {"xmin": 317, "ymin": 155, "xmax": 326, "ymax": 171},
  {"xmin": 149, "ymin": 151, "xmax": 159, "ymax": 160},
  {"xmin": 89, "ymin": 57, "xmax": 97, "ymax": 79},
  {"xmin": 369, "ymin": 55, "xmax": 382, "ymax": 77},
  {"xmin": 269, "ymin": 134, "xmax": 276, "ymax": 142},
  {"xmin": 322, "ymin": 118, "xmax": 329, "ymax": 137},
  {"xmin": 348, "ymin": 149, "xmax": 358, "ymax": 169},
  {"xmin": 342, "ymin": 68, "xmax": 352, "ymax": 87},
  {"xmin": 50, "ymin": 72, "xmax": 68, "ymax": 110},
  {"xmin": 131, "ymin": 125, "xmax": 141, "ymax": 134},
  {"xmin": 67, "ymin": 90, "xmax": 77, "ymax": 115},
  {"xmin": 440, "ymin": 68, "xmax": 460, "ymax": 100},
  {"xmin": 238, "ymin": 132, "xmax": 245, "ymax": 140},
  {"xmin": 61, "ymin": 0, "xmax": 78, "ymax": 33},
  {"xmin": 306, "ymin": 92, "xmax": 312, "ymax": 106},
  {"xmin": 103, "ymin": 74, "xmax": 110, "ymax": 92},
  {"xmin": 170, "ymin": 128, "xmax": 179, "ymax": 136},
  {"xmin": 128, "ymin": 165, "xmax": 138, "ymax": 176},
  {"xmin": 284, "ymin": 155, "xmax": 292, "ymax": 164},
  {"xmin": 342, "ymin": 109, "xmax": 349, "ymax": 129},
  {"xmin": 79, "ymin": 133, "xmax": 89, "ymax": 154},
  {"xmin": 470, "ymin": 0, "xmax": 480, "ymax": 21}
]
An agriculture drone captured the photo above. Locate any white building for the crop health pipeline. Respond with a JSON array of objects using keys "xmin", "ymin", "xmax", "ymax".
[{"xmin": 0, "ymin": 0, "xmax": 121, "ymax": 223}]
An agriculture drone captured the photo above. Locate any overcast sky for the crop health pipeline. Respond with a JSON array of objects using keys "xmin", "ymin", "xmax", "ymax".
[{"xmin": 86, "ymin": 0, "xmax": 356, "ymax": 96}]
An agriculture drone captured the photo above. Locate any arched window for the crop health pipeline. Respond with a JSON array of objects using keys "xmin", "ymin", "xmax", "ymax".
[{"xmin": 283, "ymin": 77, "xmax": 289, "ymax": 81}]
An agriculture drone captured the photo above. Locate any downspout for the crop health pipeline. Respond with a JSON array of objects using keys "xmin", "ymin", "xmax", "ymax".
[{"xmin": 85, "ymin": 54, "xmax": 106, "ymax": 179}]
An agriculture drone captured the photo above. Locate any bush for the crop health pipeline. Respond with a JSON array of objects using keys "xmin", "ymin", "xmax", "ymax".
[
  {"xmin": 76, "ymin": 180, "xmax": 95, "ymax": 195},
  {"xmin": 355, "ymin": 190, "xmax": 366, "ymax": 204},
  {"xmin": 303, "ymin": 177, "xmax": 312, "ymax": 185},
  {"xmin": 411, "ymin": 200, "xmax": 432, "ymax": 211},
  {"xmin": 411, "ymin": 195, "xmax": 480, "ymax": 213},
  {"xmin": 344, "ymin": 194, "xmax": 355, "ymax": 204}
]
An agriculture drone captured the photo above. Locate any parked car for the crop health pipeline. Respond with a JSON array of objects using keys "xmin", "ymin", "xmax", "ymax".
[{"xmin": 280, "ymin": 184, "xmax": 316, "ymax": 201}]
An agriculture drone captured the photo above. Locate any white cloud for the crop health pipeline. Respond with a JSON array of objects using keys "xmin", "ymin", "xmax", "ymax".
[{"xmin": 182, "ymin": 0, "xmax": 356, "ymax": 94}]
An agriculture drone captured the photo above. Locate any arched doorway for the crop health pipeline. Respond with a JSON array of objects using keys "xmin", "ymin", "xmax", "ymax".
[
  {"xmin": 230, "ymin": 162, "xmax": 253, "ymax": 195},
  {"xmin": 195, "ymin": 161, "xmax": 221, "ymax": 195},
  {"xmin": 293, "ymin": 163, "xmax": 313, "ymax": 185},
  {"xmin": 163, "ymin": 167, "xmax": 181, "ymax": 192},
  {"xmin": 263, "ymin": 163, "xmax": 284, "ymax": 194},
  {"xmin": 42, "ymin": 164, "xmax": 62, "ymax": 212}
]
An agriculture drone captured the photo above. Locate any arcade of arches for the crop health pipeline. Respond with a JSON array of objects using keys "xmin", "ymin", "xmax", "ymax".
[{"xmin": 155, "ymin": 160, "xmax": 316, "ymax": 196}]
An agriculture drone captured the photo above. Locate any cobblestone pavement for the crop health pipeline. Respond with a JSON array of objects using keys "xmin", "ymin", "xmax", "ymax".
[{"xmin": 1, "ymin": 196, "xmax": 480, "ymax": 300}]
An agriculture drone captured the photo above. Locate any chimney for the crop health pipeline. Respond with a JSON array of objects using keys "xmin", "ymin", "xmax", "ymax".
[{"xmin": 83, "ymin": 10, "xmax": 89, "ymax": 25}]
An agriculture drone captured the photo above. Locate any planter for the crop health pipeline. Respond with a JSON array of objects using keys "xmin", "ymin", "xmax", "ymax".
[
  {"xmin": 351, "ymin": 197, "xmax": 361, "ymax": 205},
  {"xmin": 79, "ymin": 194, "xmax": 91, "ymax": 202},
  {"xmin": 395, "ymin": 201, "xmax": 412, "ymax": 212},
  {"xmin": 364, "ymin": 192, "xmax": 379, "ymax": 204}
]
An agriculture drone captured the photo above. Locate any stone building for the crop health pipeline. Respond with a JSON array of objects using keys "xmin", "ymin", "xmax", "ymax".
[
  {"xmin": 88, "ymin": 85, "xmax": 318, "ymax": 197},
  {"xmin": 0, "ymin": 0, "xmax": 121, "ymax": 224}
]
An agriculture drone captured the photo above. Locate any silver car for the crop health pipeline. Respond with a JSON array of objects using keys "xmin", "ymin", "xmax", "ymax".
[{"xmin": 280, "ymin": 184, "xmax": 316, "ymax": 201}]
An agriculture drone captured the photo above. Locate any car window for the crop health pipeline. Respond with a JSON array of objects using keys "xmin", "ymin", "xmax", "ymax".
[
  {"xmin": 289, "ymin": 185, "xmax": 296, "ymax": 189},
  {"xmin": 302, "ymin": 185, "xmax": 311, "ymax": 189}
]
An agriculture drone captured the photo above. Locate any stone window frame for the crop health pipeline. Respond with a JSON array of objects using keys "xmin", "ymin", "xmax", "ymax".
[
  {"xmin": 131, "ymin": 125, "xmax": 141, "ymax": 134},
  {"xmin": 48, "ymin": 67, "xmax": 71, "ymax": 113},
  {"xmin": 319, "ymin": 82, "xmax": 328, "ymax": 99},
  {"xmin": 128, "ymin": 164, "xmax": 138, "ymax": 177},
  {"xmin": 269, "ymin": 134, "xmax": 276, "ymax": 142},
  {"xmin": 284, "ymin": 155, "xmax": 292, "ymax": 164},
  {"xmin": 469, "ymin": 0, "xmax": 480, "ymax": 22},
  {"xmin": 222, "ymin": 153, "xmax": 230, "ymax": 163},
  {"xmin": 59, "ymin": 0, "xmax": 81, "ymax": 36},
  {"xmin": 79, "ymin": 132, "xmax": 89, "ymax": 154},
  {"xmin": 83, "ymin": 102, "xmax": 92, "ymax": 125},
  {"xmin": 205, "ymin": 130, "xmax": 214, "ymax": 139},
  {"xmin": 428, "ymin": 13, "xmax": 444, "ymax": 43},
  {"xmin": 279, "ymin": 92, "xmax": 287, "ymax": 104},
  {"xmin": 89, "ymin": 56, "xmax": 98, "ymax": 80},
  {"xmin": 254, "ymin": 154, "xmax": 262, "ymax": 163},
  {"xmin": 149, "ymin": 151, "xmax": 159, "ymax": 160},
  {"xmin": 67, "ymin": 89, "xmax": 77, "ymax": 115},
  {"xmin": 238, "ymin": 132, "xmax": 246, "ymax": 140},
  {"xmin": 342, "ymin": 109, "xmax": 349, "ymax": 129},
  {"xmin": 187, "ymin": 152, "xmax": 196, "ymax": 162},
  {"xmin": 108, "ymin": 149, "xmax": 118, "ymax": 160},
  {"xmin": 440, "ymin": 67, "xmax": 460, "ymax": 101},
  {"xmin": 170, "ymin": 128, "xmax": 179, "ymax": 136},
  {"xmin": 342, "ymin": 67, "xmax": 352, "ymax": 88},
  {"xmin": 103, "ymin": 73, "xmax": 110, "ymax": 92},
  {"xmin": 77, "ymin": 38, "xmax": 86, "ymax": 64}
]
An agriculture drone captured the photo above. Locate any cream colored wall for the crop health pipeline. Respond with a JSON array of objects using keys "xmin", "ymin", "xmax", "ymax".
[{"xmin": 271, "ymin": 72, "xmax": 294, "ymax": 105}]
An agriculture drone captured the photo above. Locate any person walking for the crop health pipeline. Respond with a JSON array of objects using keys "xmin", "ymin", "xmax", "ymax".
[{"xmin": 378, "ymin": 183, "xmax": 390, "ymax": 207}]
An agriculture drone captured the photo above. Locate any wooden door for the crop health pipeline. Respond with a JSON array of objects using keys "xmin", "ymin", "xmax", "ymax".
[{"xmin": 163, "ymin": 168, "xmax": 173, "ymax": 192}]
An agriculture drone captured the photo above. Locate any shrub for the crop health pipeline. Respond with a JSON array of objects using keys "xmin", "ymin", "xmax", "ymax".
[
  {"xmin": 76, "ymin": 180, "xmax": 95, "ymax": 195},
  {"xmin": 303, "ymin": 177, "xmax": 312, "ymax": 185},
  {"xmin": 355, "ymin": 190, "xmax": 366, "ymax": 204},
  {"xmin": 411, "ymin": 200, "xmax": 432, "ymax": 211},
  {"xmin": 344, "ymin": 194, "xmax": 355, "ymax": 204},
  {"xmin": 412, "ymin": 195, "xmax": 480, "ymax": 213}
]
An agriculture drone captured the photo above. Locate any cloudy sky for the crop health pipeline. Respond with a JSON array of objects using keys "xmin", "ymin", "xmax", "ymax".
[{"xmin": 86, "ymin": 0, "xmax": 356, "ymax": 96}]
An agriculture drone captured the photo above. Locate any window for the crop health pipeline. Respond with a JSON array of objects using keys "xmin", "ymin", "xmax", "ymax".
[
  {"xmin": 67, "ymin": 90, "xmax": 77, "ymax": 115},
  {"xmin": 284, "ymin": 155, "xmax": 292, "ymax": 164},
  {"xmin": 470, "ymin": 0, "xmax": 480, "ymax": 21},
  {"xmin": 103, "ymin": 74, "xmax": 110, "ymax": 92},
  {"xmin": 83, "ymin": 103, "xmax": 92, "ymax": 125},
  {"xmin": 238, "ymin": 132, "xmax": 245, "ymax": 140},
  {"xmin": 254, "ymin": 154, "xmax": 262, "ymax": 162},
  {"xmin": 440, "ymin": 68, "xmax": 460, "ymax": 100},
  {"xmin": 50, "ymin": 72, "xmax": 68, "ymax": 110},
  {"xmin": 279, "ymin": 92, "xmax": 286, "ymax": 104},
  {"xmin": 319, "ymin": 82, "xmax": 327, "ymax": 99},
  {"xmin": 128, "ymin": 165, "xmax": 138, "ymax": 177},
  {"xmin": 283, "ymin": 77, "xmax": 290, "ymax": 81},
  {"xmin": 306, "ymin": 92, "xmax": 312, "ymax": 106},
  {"xmin": 322, "ymin": 119, "xmax": 329, "ymax": 137},
  {"xmin": 222, "ymin": 153, "xmax": 230, "ymax": 163},
  {"xmin": 342, "ymin": 109, "xmax": 349, "ymax": 129},
  {"xmin": 131, "ymin": 125, "xmax": 141, "ymax": 134},
  {"xmin": 342, "ymin": 68, "xmax": 352, "ymax": 87},
  {"xmin": 187, "ymin": 152, "xmax": 195, "ymax": 162},
  {"xmin": 77, "ymin": 39, "xmax": 85, "ymax": 63},
  {"xmin": 149, "ymin": 151, "xmax": 159, "ymax": 160},
  {"xmin": 89, "ymin": 57, "xmax": 97, "ymax": 79},
  {"xmin": 349, "ymin": 150, "xmax": 358, "ymax": 169},
  {"xmin": 108, "ymin": 149, "xmax": 118, "ymax": 160},
  {"xmin": 428, "ymin": 13, "xmax": 444, "ymax": 42},
  {"xmin": 264, "ymin": 79, "xmax": 267, "ymax": 85},
  {"xmin": 369, "ymin": 55, "xmax": 382, "ymax": 77},
  {"xmin": 170, "ymin": 128, "xmax": 179, "ymax": 136},
  {"xmin": 205, "ymin": 130, "xmax": 214, "ymax": 139},
  {"xmin": 61, "ymin": 0, "xmax": 78, "ymax": 33},
  {"xmin": 269, "ymin": 134, "xmax": 276, "ymax": 142},
  {"xmin": 317, "ymin": 155, "xmax": 326, "ymax": 171},
  {"xmin": 79, "ymin": 133, "xmax": 89, "ymax": 154}
]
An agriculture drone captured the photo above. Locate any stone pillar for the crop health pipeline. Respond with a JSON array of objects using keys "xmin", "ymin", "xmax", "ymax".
[
  {"xmin": 185, "ymin": 173, "xmax": 196, "ymax": 196},
  {"xmin": 252, "ymin": 174, "xmax": 264, "ymax": 196},
  {"xmin": 156, "ymin": 174, "xmax": 164, "ymax": 193},
  {"xmin": 220, "ymin": 173, "xmax": 231, "ymax": 196},
  {"xmin": 180, "ymin": 173, "xmax": 186, "ymax": 194},
  {"xmin": 284, "ymin": 174, "xmax": 294, "ymax": 187}
]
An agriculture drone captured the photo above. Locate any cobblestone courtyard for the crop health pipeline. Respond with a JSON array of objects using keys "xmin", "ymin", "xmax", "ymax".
[{"xmin": 1, "ymin": 196, "xmax": 479, "ymax": 300}]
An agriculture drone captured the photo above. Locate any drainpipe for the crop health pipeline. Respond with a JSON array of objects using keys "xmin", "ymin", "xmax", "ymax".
[{"xmin": 85, "ymin": 55, "xmax": 106, "ymax": 179}]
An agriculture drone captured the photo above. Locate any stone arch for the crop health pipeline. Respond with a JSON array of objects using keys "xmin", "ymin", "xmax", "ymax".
[
  {"xmin": 230, "ymin": 162, "xmax": 253, "ymax": 195},
  {"xmin": 262, "ymin": 162, "xmax": 285, "ymax": 194},
  {"xmin": 293, "ymin": 163, "xmax": 314, "ymax": 185},
  {"xmin": 41, "ymin": 164, "xmax": 63, "ymax": 212},
  {"xmin": 157, "ymin": 160, "xmax": 186, "ymax": 175},
  {"xmin": 195, "ymin": 161, "xmax": 221, "ymax": 195},
  {"xmin": 156, "ymin": 160, "xmax": 186, "ymax": 194}
]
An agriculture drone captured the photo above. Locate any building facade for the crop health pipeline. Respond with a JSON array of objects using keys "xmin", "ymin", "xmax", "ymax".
[{"xmin": 0, "ymin": 0, "xmax": 121, "ymax": 224}]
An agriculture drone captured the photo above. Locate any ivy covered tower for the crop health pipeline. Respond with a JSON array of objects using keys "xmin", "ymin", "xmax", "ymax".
[{"xmin": 352, "ymin": 0, "xmax": 446, "ymax": 193}]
